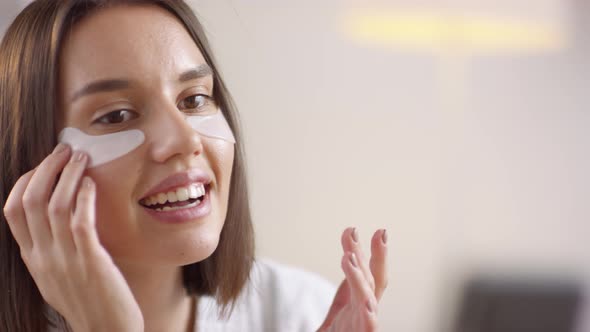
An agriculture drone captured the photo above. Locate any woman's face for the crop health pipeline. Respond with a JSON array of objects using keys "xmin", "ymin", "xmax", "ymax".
[{"xmin": 57, "ymin": 4, "xmax": 234, "ymax": 267}]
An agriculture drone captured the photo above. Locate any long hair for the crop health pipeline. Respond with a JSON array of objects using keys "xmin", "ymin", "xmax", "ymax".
[{"xmin": 0, "ymin": 1, "xmax": 255, "ymax": 331}]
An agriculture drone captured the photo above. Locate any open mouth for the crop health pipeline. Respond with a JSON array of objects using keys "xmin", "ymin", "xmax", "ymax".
[{"xmin": 139, "ymin": 183, "xmax": 210, "ymax": 212}]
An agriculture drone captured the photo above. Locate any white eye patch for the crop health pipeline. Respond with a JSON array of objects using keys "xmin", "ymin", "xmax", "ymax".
[
  {"xmin": 58, "ymin": 128, "xmax": 145, "ymax": 168},
  {"xmin": 57, "ymin": 109, "xmax": 235, "ymax": 168},
  {"xmin": 186, "ymin": 110, "xmax": 236, "ymax": 144}
]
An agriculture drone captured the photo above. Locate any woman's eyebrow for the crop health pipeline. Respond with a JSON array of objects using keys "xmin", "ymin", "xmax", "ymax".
[
  {"xmin": 70, "ymin": 64, "xmax": 213, "ymax": 103},
  {"xmin": 178, "ymin": 64, "xmax": 213, "ymax": 82},
  {"xmin": 70, "ymin": 79, "xmax": 130, "ymax": 103}
]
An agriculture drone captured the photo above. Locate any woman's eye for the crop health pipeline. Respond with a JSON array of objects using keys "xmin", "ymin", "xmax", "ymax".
[
  {"xmin": 178, "ymin": 94, "xmax": 215, "ymax": 114},
  {"xmin": 95, "ymin": 110, "xmax": 137, "ymax": 125}
]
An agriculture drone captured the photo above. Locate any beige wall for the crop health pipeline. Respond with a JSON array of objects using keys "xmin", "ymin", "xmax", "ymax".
[
  {"xmin": 3, "ymin": 1, "xmax": 589, "ymax": 331},
  {"xmin": 191, "ymin": 1, "xmax": 589, "ymax": 331}
]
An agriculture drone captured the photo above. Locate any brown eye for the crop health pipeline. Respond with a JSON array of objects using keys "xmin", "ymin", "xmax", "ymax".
[
  {"xmin": 178, "ymin": 94, "xmax": 215, "ymax": 114},
  {"xmin": 184, "ymin": 95, "xmax": 205, "ymax": 108},
  {"xmin": 96, "ymin": 110, "xmax": 137, "ymax": 125}
]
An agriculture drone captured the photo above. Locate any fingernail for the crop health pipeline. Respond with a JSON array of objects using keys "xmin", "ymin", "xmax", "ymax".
[
  {"xmin": 351, "ymin": 228, "xmax": 358, "ymax": 243},
  {"xmin": 53, "ymin": 143, "xmax": 67, "ymax": 154},
  {"xmin": 382, "ymin": 229, "xmax": 388, "ymax": 245},
  {"xmin": 71, "ymin": 151, "xmax": 86, "ymax": 163},
  {"xmin": 349, "ymin": 253, "xmax": 357, "ymax": 267},
  {"xmin": 77, "ymin": 152, "xmax": 86, "ymax": 162},
  {"xmin": 83, "ymin": 176, "xmax": 93, "ymax": 188},
  {"xmin": 366, "ymin": 300, "xmax": 374, "ymax": 313}
]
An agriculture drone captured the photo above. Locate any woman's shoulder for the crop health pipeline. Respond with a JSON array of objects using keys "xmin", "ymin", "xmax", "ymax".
[
  {"xmin": 196, "ymin": 258, "xmax": 337, "ymax": 332},
  {"xmin": 249, "ymin": 258, "xmax": 338, "ymax": 298}
]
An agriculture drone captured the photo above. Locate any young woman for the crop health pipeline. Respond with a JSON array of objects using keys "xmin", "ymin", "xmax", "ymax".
[{"xmin": 0, "ymin": 1, "xmax": 388, "ymax": 331}]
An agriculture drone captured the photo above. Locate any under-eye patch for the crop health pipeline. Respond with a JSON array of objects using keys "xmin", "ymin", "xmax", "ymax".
[
  {"xmin": 58, "ymin": 128, "xmax": 145, "ymax": 168},
  {"xmin": 186, "ymin": 110, "xmax": 235, "ymax": 144},
  {"xmin": 57, "ymin": 108, "xmax": 235, "ymax": 168}
]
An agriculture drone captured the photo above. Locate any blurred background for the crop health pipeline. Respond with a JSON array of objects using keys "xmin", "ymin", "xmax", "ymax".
[{"xmin": 2, "ymin": 0, "xmax": 589, "ymax": 331}]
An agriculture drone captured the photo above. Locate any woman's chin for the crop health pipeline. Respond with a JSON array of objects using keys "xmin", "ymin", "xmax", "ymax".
[
  {"xmin": 168, "ymin": 232, "xmax": 221, "ymax": 266},
  {"xmin": 108, "ymin": 231, "xmax": 221, "ymax": 268}
]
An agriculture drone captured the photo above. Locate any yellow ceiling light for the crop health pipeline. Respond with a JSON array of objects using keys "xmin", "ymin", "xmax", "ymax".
[{"xmin": 341, "ymin": 9, "xmax": 567, "ymax": 54}]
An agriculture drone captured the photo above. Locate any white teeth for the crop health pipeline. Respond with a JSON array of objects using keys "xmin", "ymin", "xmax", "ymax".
[
  {"xmin": 157, "ymin": 193, "xmax": 167, "ymax": 204},
  {"xmin": 143, "ymin": 183, "xmax": 206, "ymax": 207},
  {"xmin": 176, "ymin": 187, "xmax": 189, "ymax": 201},
  {"xmin": 154, "ymin": 199, "xmax": 201, "ymax": 212},
  {"xmin": 188, "ymin": 185, "xmax": 199, "ymax": 199},
  {"xmin": 167, "ymin": 191, "xmax": 178, "ymax": 203}
]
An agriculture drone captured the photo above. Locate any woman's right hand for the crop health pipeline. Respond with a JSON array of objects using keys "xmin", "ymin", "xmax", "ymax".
[{"xmin": 2, "ymin": 143, "xmax": 144, "ymax": 332}]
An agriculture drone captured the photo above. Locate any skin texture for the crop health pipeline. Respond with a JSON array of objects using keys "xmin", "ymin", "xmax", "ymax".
[
  {"xmin": 57, "ymin": 5, "xmax": 233, "ymax": 269},
  {"xmin": 3, "ymin": 4, "xmax": 388, "ymax": 332}
]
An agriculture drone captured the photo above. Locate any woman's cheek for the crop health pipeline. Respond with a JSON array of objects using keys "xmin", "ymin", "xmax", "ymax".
[
  {"xmin": 83, "ymin": 158, "xmax": 141, "ymax": 252},
  {"xmin": 207, "ymin": 139, "xmax": 234, "ymax": 201}
]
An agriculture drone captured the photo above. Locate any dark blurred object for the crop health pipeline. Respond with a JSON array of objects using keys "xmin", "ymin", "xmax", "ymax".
[{"xmin": 454, "ymin": 276, "xmax": 582, "ymax": 332}]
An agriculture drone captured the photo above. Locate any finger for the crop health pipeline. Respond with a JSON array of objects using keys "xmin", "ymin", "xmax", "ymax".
[
  {"xmin": 342, "ymin": 251, "xmax": 377, "ymax": 308},
  {"xmin": 3, "ymin": 169, "xmax": 37, "ymax": 251},
  {"xmin": 22, "ymin": 143, "xmax": 72, "ymax": 248},
  {"xmin": 341, "ymin": 227, "xmax": 375, "ymax": 291},
  {"xmin": 48, "ymin": 151, "xmax": 88, "ymax": 252},
  {"xmin": 71, "ymin": 176, "xmax": 100, "ymax": 255},
  {"xmin": 364, "ymin": 302, "xmax": 379, "ymax": 332},
  {"xmin": 342, "ymin": 252, "xmax": 379, "ymax": 330},
  {"xmin": 370, "ymin": 229, "xmax": 388, "ymax": 301},
  {"xmin": 317, "ymin": 279, "xmax": 350, "ymax": 331}
]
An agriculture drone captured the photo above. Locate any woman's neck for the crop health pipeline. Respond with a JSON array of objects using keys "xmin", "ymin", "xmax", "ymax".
[{"xmin": 116, "ymin": 262, "xmax": 196, "ymax": 332}]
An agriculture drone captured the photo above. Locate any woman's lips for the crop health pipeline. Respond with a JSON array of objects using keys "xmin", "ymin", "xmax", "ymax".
[{"xmin": 140, "ymin": 187, "xmax": 212, "ymax": 224}]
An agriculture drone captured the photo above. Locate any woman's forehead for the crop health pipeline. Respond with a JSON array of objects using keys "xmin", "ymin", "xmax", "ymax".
[{"xmin": 59, "ymin": 4, "xmax": 207, "ymax": 97}]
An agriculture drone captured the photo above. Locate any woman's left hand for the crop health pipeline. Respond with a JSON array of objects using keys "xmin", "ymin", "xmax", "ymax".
[{"xmin": 317, "ymin": 228, "xmax": 388, "ymax": 332}]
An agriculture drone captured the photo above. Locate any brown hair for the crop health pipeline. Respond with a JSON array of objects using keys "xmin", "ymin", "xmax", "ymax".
[{"xmin": 0, "ymin": 1, "xmax": 255, "ymax": 331}]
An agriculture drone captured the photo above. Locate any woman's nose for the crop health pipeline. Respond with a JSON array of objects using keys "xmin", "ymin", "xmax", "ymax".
[{"xmin": 149, "ymin": 104, "xmax": 203, "ymax": 163}]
